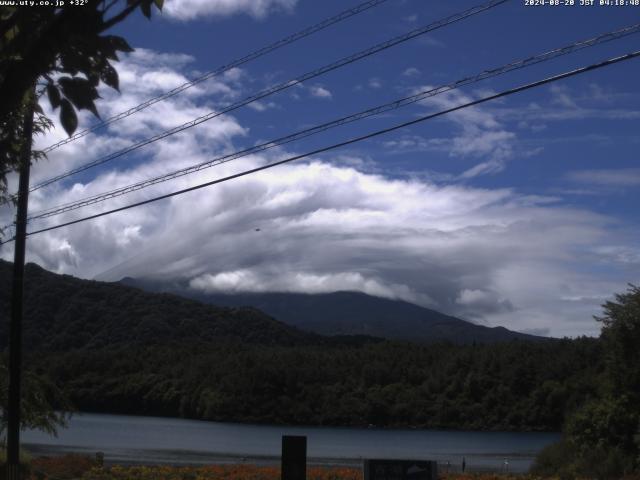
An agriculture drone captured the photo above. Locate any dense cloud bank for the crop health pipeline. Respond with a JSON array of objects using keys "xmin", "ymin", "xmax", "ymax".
[{"xmin": 1, "ymin": 48, "xmax": 636, "ymax": 338}]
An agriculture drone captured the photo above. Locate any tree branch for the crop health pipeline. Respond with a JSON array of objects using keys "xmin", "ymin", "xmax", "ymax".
[
  {"xmin": 100, "ymin": 1, "xmax": 141, "ymax": 32},
  {"xmin": 102, "ymin": 0, "xmax": 119, "ymax": 14}
]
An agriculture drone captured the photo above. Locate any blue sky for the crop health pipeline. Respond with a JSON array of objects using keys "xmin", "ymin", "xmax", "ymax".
[
  {"xmin": 1, "ymin": 0, "xmax": 639, "ymax": 337},
  {"xmin": 112, "ymin": 0, "xmax": 640, "ymax": 219}
]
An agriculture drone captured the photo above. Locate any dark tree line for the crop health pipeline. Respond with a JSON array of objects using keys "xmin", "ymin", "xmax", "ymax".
[
  {"xmin": 533, "ymin": 285, "xmax": 640, "ymax": 479},
  {"xmin": 25, "ymin": 338, "xmax": 603, "ymax": 432},
  {"xmin": 0, "ymin": 261, "xmax": 608, "ymax": 433}
]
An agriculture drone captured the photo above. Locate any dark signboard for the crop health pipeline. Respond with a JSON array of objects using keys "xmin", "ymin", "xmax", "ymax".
[
  {"xmin": 281, "ymin": 435, "xmax": 307, "ymax": 480},
  {"xmin": 364, "ymin": 459, "xmax": 438, "ymax": 480}
]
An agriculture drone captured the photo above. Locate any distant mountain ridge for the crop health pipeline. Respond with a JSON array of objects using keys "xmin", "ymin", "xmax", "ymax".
[
  {"xmin": 0, "ymin": 261, "xmax": 318, "ymax": 350},
  {"xmin": 1, "ymin": 261, "xmax": 590, "ymax": 433},
  {"xmin": 119, "ymin": 277, "xmax": 547, "ymax": 344},
  {"xmin": 0, "ymin": 259, "xmax": 546, "ymax": 349}
]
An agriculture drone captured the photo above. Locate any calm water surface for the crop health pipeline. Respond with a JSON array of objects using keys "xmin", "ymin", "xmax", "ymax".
[{"xmin": 22, "ymin": 413, "xmax": 559, "ymax": 473}]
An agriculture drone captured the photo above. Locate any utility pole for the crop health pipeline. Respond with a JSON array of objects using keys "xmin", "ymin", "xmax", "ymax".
[{"xmin": 6, "ymin": 92, "xmax": 35, "ymax": 480}]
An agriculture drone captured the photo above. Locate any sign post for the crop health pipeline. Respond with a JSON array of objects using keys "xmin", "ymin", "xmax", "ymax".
[{"xmin": 281, "ymin": 435, "xmax": 306, "ymax": 480}]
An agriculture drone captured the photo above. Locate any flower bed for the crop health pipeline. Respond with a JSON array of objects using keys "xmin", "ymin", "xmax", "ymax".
[{"xmin": 23, "ymin": 455, "xmax": 597, "ymax": 480}]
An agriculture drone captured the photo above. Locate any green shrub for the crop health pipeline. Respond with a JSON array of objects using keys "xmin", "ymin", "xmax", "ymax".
[
  {"xmin": 0, "ymin": 448, "xmax": 32, "ymax": 464},
  {"xmin": 575, "ymin": 444, "xmax": 635, "ymax": 480},
  {"xmin": 0, "ymin": 448, "xmax": 32, "ymax": 480},
  {"xmin": 532, "ymin": 437, "xmax": 637, "ymax": 479},
  {"xmin": 531, "ymin": 439, "xmax": 578, "ymax": 480}
]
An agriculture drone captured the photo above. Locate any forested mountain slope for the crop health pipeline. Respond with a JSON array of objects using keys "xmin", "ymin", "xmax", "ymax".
[
  {"xmin": 0, "ymin": 261, "xmax": 317, "ymax": 350},
  {"xmin": 120, "ymin": 278, "xmax": 545, "ymax": 344},
  {"xmin": 0, "ymin": 261, "xmax": 601, "ymax": 431}
]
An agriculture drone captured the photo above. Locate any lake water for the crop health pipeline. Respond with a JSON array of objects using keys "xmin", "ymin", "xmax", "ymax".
[{"xmin": 22, "ymin": 413, "xmax": 560, "ymax": 473}]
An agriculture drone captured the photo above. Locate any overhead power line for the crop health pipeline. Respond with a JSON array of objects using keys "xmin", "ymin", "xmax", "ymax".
[
  {"xmin": 29, "ymin": 0, "xmax": 509, "ymax": 192},
  {"xmin": 25, "ymin": 22, "xmax": 640, "ymax": 222},
  {"xmin": 0, "ymin": 49, "xmax": 635, "ymax": 245},
  {"xmin": 39, "ymin": 0, "xmax": 393, "ymax": 154}
]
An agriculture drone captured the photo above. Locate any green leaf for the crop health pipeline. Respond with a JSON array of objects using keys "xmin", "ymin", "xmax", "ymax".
[
  {"xmin": 141, "ymin": 0, "xmax": 152, "ymax": 19},
  {"xmin": 59, "ymin": 99, "xmax": 77, "ymax": 136},
  {"xmin": 97, "ymin": 36, "xmax": 119, "ymax": 61},
  {"xmin": 3, "ymin": 24, "xmax": 19, "ymax": 44},
  {"xmin": 88, "ymin": 73, "xmax": 100, "ymax": 87},
  {"xmin": 154, "ymin": 0, "xmax": 164, "ymax": 9},
  {"xmin": 106, "ymin": 35, "xmax": 134, "ymax": 53},
  {"xmin": 59, "ymin": 51, "xmax": 85, "ymax": 76},
  {"xmin": 46, "ymin": 83, "xmax": 61, "ymax": 109},
  {"xmin": 100, "ymin": 63, "xmax": 119, "ymax": 91},
  {"xmin": 59, "ymin": 77, "xmax": 101, "ymax": 119}
]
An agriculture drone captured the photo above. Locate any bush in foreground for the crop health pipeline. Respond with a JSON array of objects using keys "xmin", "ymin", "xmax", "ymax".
[
  {"xmin": 0, "ymin": 448, "xmax": 31, "ymax": 480},
  {"xmin": 30, "ymin": 454, "xmax": 97, "ymax": 479},
  {"xmin": 531, "ymin": 439, "xmax": 579, "ymax": 480}
]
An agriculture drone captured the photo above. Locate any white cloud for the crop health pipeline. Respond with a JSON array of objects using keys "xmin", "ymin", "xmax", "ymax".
[
  {"xmin": 402, "ymin": 67, "xmax": 421, "ymax": 78},
  {"xmin": 567, "ymin": 168, "xmax": 640, "ymax": 187},
  {"xmin": 368, "ymin": 78, "xmax": 382, "ymax": 89},
  {"xmin": 309, "ymin": 85, "xmax": 332, "ymax": 99},
  {"xmin": 592, "ymin": 246, "xmax": 640, "ymax": 265},
  {"xmin": 248, "ymin": 100, "xmax": 278, "ymax": 112},
  {"xmin": 164, "ymin": 0, "xmax": 298, "ymax": 21},
  {"xmin": 2, "ymin": 48, "xmax": 638, "ymax": 339},
  {"xmin": 458, "ymin": 158, "xmax": 507, "ymax": 179},
  {"xmin": 456, "ymin": 288, "xmax": 514, "ymax": 319},
  {"xmin": 496, "ymin": 84, "xmax": 640, "ymax": 123},
  {"xmin": 386, "ymin": 84, "xmax": 639, "ymax": 185},
  {"xmin": 384, "ymin": 87, "xmax": 520, "ymax": 179},
  {"xmin": 191, "ymin": 270, "xmax": 432, "ymax": 303}
]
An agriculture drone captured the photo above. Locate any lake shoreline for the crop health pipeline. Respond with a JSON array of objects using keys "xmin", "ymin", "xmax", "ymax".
[
  {"xmin": 25, "ymin": 444, "xmax": 364, "ymax": 468},
  {"xmin": 66, "ymin": 409, "xmax": 559, "ymax": 434},
  {"xmin": 22, "ymin": 412, "xmax": 559, "ymax": 474},
  {"xmin": 23, "ymin": 442, "xmax": 541, "ymax": 475},
  {"xmin": 24, "ymin": 445, "xmax": 526, "ymax": 475}
]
